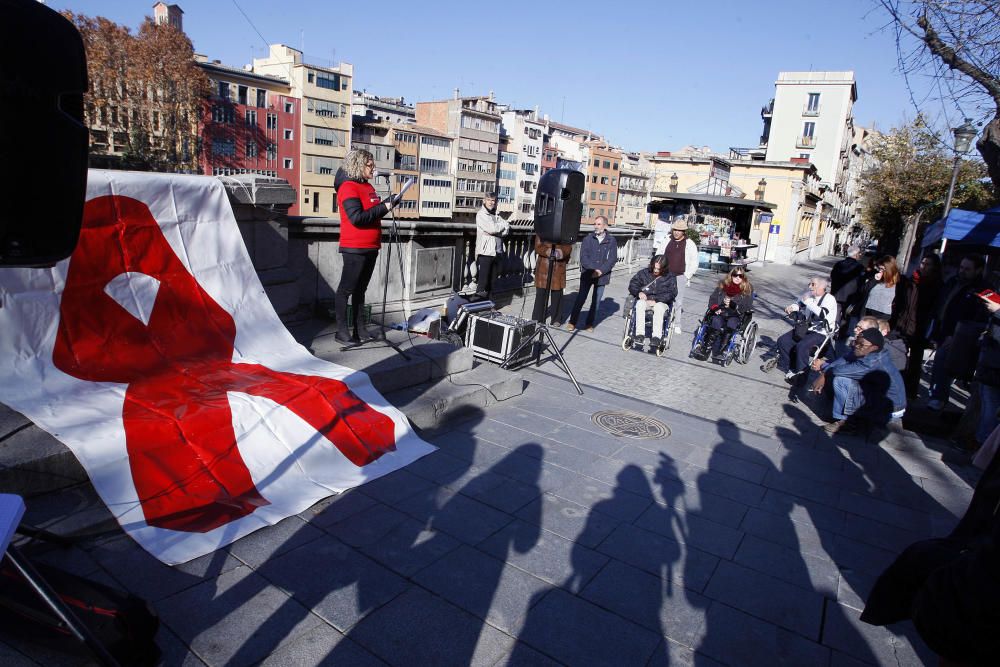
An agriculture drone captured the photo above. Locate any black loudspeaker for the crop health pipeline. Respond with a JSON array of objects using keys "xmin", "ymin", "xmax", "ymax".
[
  {"xmin": 0, "ymin": 0, "xmax": 89, "ymax": 267},
  {"xmin": 534, "ymin": 168, "xmax": 584, "ymax": 244}
]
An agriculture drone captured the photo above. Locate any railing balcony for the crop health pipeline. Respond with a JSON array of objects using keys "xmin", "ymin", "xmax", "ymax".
[
  {"xmin": 802, "ymin": 104, "xmax": 820, "ymax": 117},
  {"xmin": 796, "ymin": 136, "xmax": 816, "ymax": 149}
]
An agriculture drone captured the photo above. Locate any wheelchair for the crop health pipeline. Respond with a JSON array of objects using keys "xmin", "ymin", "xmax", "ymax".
[
  {"xmin": 621, "ymin": 294, "xmax": 676, "ymax": 356},
  {"xmin": 689, "ymin": 307, "xmax": 759, "ymax": 367},
  {"xmin": 760, "ymin": 316, "xmax": 836, "ymax": 378}
]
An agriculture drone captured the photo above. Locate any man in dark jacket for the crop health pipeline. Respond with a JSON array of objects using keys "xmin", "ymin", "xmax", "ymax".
[
  {"xmin": 830, "ymin": 245, "xmax": 864, "ymax": 331},
  {"xmin": 628, "ymin": 255, "xmax": 677, "ymax": 349},
  {"xmin": 567, "ymin": 216, "xmax": 617, "ymax": 331},
  {"xmin": 927, "ymin": 254, "xmax": 990, "ymax": 410}
]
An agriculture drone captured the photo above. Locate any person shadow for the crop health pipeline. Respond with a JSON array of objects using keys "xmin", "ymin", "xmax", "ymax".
[
  {"xmin": 777, "ymin": 404, "xmax": 942, "ymax": 665},
  {"xmin": 509, "ymin": 463, "xmax": 684, "ymax": 666},
  {"xmin": 686, "ymin": 418, "xmax": 878, "ymax": 665}
]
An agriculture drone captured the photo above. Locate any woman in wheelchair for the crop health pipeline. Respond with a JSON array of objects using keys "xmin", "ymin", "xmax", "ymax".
[
  {"xmin": 693, "ymin": 268, "xmax": 753, "ymax": 361},
  {"xmin": 627, "ymin": 254, "xmax": 677, "ymax": 350}
]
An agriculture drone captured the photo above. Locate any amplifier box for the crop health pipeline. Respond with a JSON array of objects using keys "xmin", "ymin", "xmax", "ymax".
[{"xmin": 467, "ymin": 313, "xmax": 537, "ymax": 367}]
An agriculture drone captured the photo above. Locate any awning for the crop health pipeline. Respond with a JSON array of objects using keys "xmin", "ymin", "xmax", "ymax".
[
  {"xmin": 921, "ymin": 205, "xmax": 1000, "ymax": 248},
  {"xmin": 649, "ymin": 191, "xmax": 776, "ymax": 211}
]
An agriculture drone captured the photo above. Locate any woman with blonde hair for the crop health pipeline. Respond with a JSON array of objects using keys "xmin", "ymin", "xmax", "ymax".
[{"xmin": 333, "ymin": 149, "xmax": 399, "ymax": 344}]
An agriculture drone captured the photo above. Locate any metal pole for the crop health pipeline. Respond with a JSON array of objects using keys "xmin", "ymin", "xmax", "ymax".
[{"xmin": 942, "ymin": 155, "xmax": 961, "ymax": 219}]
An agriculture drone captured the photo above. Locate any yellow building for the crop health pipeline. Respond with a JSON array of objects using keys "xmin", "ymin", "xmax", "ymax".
[
  {"xmin": 643, "ymin": 152, "xmax": 825, "ymax": 264},
  {"xmin": 254, "ymin": 44, "xmax": 353, "ymax": 218}
]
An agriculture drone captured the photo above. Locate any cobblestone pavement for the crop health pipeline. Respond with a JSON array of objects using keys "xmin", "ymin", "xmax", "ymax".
[{"xmin": 3, "ymin": 255, "xmax": 978, "ymax": 666}]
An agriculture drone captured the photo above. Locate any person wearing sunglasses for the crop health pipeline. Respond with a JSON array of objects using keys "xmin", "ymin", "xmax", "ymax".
[{"xmin": 697, "ymin": 267, "xmax": 753, "ymax": 359}]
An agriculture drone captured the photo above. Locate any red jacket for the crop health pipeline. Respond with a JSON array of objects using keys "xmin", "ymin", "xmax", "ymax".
[{"xmin": 336, "ymin": 175, "xmax": 387, "ymax": 250}]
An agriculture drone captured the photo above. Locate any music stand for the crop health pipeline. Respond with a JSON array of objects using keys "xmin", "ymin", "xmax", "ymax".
[{"xmin": 500, "ymin": 243, "xmax": 583, "ymax": 395}]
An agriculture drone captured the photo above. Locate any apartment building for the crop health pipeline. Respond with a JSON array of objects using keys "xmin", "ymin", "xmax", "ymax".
[
  {"xmin": 413, "ymin": 126, "xmax": 455, "ymax": 220},
  {"xmin": 496, "ymin": 135, "xmax": 519, "ymax": 217},
  {"xmin": 391, "ymin": 126, "xmax": 421, "ymax": 219},
  {"xmin": 416, "ymin": 93, "xmax": 501, "ymax": 221},
  {"xmin": 584, "ymin": 142, "xmax": 623, "ymax": 225},
  {"xmin": 352, "ymin": 90, "xmax": 415, "ymax": 125},
  {"xmin": 499, "ymin": 109, "xmax": 544, "ymax": 220},
  {"xmin": 351, "ymin": 118, "xmax": 396, "ymax": 203},
  {"xmin": 617, "ymin": 153, "xmax": 652, "ymax": 227},
  {"xmin": 197, "ymin": 59, "xmax": 300, "ymax": 195},
  {"xmin": 254, "ymin": 44, "xmax": 353, "ymax": 218}
]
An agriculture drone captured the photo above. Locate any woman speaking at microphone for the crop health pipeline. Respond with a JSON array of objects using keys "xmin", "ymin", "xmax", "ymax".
[{"xmin": 334, "ymin": 149, "xmax": 399, "ymax": 344}]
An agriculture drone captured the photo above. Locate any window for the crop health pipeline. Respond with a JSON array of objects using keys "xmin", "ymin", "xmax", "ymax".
[
  {"xmin": 237, "ymin": 85, "xmax": 248, "ymax": 105},
  {"xmin": 395, "ymin": 132, "xmax": 417, "ymax": 144},
  {"xmin": 613, "ymin": 162, "xmax": 619, "ymax": 170},
  {"xmin": 593, "ymin": 158, "xmax": 600, "ymax": 167},
  {"xmin": 266, "ymin": 113, "xmax": 277, "ymax": 130},
  {"xmin": 305, "ymin": 156, "xmax": 341, "ymax": 175},
  {"xmin": 499, "ymin": 169, "xmax": 516, "ymax": 181},
  {"xmin": 256, "ymin": 89, "xmax": 266, "ymax": 108},
  {"xmin": 306, "ymin": 98, "xmax": 346, "ymax": 118},
  {"xmin": 600, "ymin": 176, "xmax": 608, "ymax": 185},
  {"xmin": 283, "ymin": 158, "xmax": 293, "ymax": 169},
  {"xmin": 419, "ymin": 157, "xmax": 448, "ymax": 173},
  {"xmin": 212, "ymin": 138, "xmax": 235, "ymax": 157},
  {"xmin": 307, "ymin": 72, "xmax": 314, "ymax": 83},
  {"xmin": 803, "ymin": 121, "xmax": 815, "ymax": 138},
  {"xmin": 266, "ymin": 143, "xmax": 276, "ymax": 160},
  {"xmin": 395, "ymin": 154, "xmax": 417, "ymax": 170},
  {"xmin": 520, "ymin": 162, "xmax": 537, "ymax": 175},
  {"xmin": 500, "ymin": 152, "xmax": 518, "ymax": 164},
  {"xmin": 421, "ymin": 136, "xmax": 449, "ymax": 148},
  {"xmin": 218, "ymin": 81, "xmax": 230, "ymax": 99},
  {"xmin": 590, "ymin": 192, "xmax": 596, "ymax": 200},
  {"xmin": 283, "ymin": 128, "xmax": 294, "ymax": 140},
  {"xmin": 806, "ymin": 93, "xmax": 820, "ymax": 112},
  {"xmin": 460, "ymin": 115, "xmax": 498, "ymax": 133},
  {"xmin": 520, "ymin": 201, "xmax": 533, "ymax": 213},
  {"xmin": 212, "ymin": 105, "xmax": 235, "ymax": 123},
  {"xmin": 423, "ymin": 178, "xmax": 450, "ymax": 188},
  {"xmin": 799, "ymin": 153, "xmax": 811, "ymax": 159},
  {"xmin": 313, "ymin": 192, "xmax": 320, "ymax": 213},
  {"xmin": 423, "ymin": 200, "xmax": 451, "ymax": 210},
  {"xmin": 315, "ymin": 71, "xmax": 343, "ymax": 91},
  {"xmin": 284, "ymin": 101, "xmax": 293, "ymax": 113},
  {"xmin": 246, "ymin": 142, "xmax": 257, "ymax": 158},
  {"xmin": 589, "ymin": 208, "xmax": 595, "ymax": 217},
  {"xmin": 603, "ymin": 160, "xmax": 611, "ymax": 169},
  {"xmin": 245, "ymin": 109, "xmax": 257, "ymax": 126},
  {"xmin": 397, "ymin": 199, "xmax": 417, "ymax": 211}
]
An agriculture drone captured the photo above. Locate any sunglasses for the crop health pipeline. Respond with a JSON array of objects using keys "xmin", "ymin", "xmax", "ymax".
[{"xmin": 733, "ymin": 273, "xmax": 745, "ymax": 278}]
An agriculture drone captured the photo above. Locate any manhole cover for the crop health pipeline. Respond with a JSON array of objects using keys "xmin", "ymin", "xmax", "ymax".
[{"xmin": 591, "ymin": 410, "xmax": 671, "ymax": 439}]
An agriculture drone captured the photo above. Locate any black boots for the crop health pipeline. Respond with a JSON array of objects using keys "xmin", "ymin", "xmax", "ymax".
[{"xmin": 334, "ymin": 296, "xmax": 352, "ymax": 344}]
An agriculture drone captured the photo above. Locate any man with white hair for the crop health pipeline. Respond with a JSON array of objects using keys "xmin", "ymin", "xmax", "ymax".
[{"xmin": 773, "ymin": 276, "xmax": 838, "ymax": 384}]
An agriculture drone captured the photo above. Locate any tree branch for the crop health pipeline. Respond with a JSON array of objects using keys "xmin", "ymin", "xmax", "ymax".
[{"xmin": 917, "ymin": 11, "xmax": 1000, "ymax": 110}]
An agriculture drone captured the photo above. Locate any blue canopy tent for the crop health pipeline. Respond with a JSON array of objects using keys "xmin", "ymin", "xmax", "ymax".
[{"xmin": 922, "ymin": 205, "xmax": 1000, "ymax": 249}]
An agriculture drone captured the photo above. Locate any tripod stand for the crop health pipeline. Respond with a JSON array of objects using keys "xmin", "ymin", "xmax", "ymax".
[{"xmin": 500, "ymin": 242, "xmax": 583, "ymax": 395}]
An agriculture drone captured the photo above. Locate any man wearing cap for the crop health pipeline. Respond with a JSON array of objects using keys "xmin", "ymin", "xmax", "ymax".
[
  {"xmin": 657, "ymin": 218, "xmax": 698, "ymax": 333},
  {"xmin": 474, "ymin": 192, "xmax": 509, "ymax": 299},
  {"xmin": 810, "ymin": 327, "xmax": 907, "ymax": 435}
]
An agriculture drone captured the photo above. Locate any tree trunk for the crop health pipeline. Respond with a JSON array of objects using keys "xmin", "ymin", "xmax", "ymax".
[{"xmin": 979, "ymin": 115, "xmax": 1000, "ymax": 199}]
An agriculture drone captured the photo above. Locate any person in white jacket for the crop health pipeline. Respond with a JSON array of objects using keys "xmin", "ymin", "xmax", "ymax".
[
  {"xmin": 775, "ymin": 276, "xmax": 839, "ymax": 384},
  {"xmin": 474, "ymin": 192, "xmax": 509, "ymax": 298},
  {"xmin": 656, "ymin": 218, "xmax": 699, "ymax": 333}
]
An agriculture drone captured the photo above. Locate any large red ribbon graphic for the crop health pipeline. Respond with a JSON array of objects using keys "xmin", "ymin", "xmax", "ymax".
[{"xmin": 52, "ymin": 195, "xmax": 396, "ymax": 533}]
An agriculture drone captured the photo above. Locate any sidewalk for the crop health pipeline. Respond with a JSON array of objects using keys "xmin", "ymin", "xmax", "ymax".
[{"xmin": 2, "ymin": 256, "xmax": 978, "ymax": 666}]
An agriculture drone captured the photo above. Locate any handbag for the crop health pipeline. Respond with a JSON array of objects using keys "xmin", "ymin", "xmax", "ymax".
[{"xmin": 791, "ymin": 319, "xmax": 810, "ymax": 342}]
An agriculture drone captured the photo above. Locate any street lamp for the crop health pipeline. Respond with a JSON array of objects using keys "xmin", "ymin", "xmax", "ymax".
[
  {"xmin": 669, "ymin": 173, "xmax": 678, "ymax": 192},
  {"xmin": 754, "ymin": 178, "xmax": 767, "ymax": 201},
  {"xmin": 942, "ymin": 118, "xmax": 978, "ymax": 218}
]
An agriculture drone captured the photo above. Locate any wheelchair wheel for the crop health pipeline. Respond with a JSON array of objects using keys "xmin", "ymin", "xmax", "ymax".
[
  {"xmin": 656, "ymin": 339, "xmax": 667, "ymax": 357},
  {"xmin": 663, "ymin": 307, "xmax": 675, "ymax": 350},
  {"xmin": 622, "ymin": 335, "xmax": 633, "ymax": 351},
  {"xmin": 739, "ymin": 321, "xmax": 759, "ymax": 364}
]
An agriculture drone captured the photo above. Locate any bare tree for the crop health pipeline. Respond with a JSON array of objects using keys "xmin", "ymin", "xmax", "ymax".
[{"xmin": 878, "ymin": 1, "xmax": 1000, "ymax": 194}]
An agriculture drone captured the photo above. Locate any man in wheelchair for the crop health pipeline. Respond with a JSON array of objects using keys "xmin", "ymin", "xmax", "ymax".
[
  {"xmin": 626, "ymin": 255, "xmax": 677, "ymax": 352},
  {"xmin": 771, "ymin": 276, "xmax": 838, "ymax": 385},
  {"xmin": 692, "ymin": 268, "xmax": 753, "ymax": 362}
]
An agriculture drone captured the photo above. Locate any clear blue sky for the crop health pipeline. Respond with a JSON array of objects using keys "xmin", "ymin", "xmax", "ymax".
[{"xmin": 53, "ymin": 0, "xmax": 919, "ymax": 153}]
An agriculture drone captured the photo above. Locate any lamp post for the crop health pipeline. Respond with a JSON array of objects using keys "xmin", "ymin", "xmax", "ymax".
[
  {"xmin": 943, "ymin": 118, "xmax": 978, "ymax": 217},
  {"xmin": 669, "ymin": 173, "xmax": 678, "ymax": 192},
  {"xmin": 940, "ymin": 118, "xmax": 977, "ymax": 255}
]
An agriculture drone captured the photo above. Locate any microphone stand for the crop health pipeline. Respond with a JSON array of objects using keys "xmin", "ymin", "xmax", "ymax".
[{"xmin": 500, "ymin": 241, "xmax": 583, "ymax": 394}]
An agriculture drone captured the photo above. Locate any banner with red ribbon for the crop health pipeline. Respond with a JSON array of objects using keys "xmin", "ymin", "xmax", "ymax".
[{"xmin": 0, "ymin": 170, "xmax": 434, "ymax": 564}]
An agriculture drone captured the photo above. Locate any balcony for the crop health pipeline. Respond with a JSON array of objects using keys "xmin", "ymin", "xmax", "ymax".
[
  {"xmin": 802, "ymin": 104, "xmax": 820, "ymax": 117},
  {"xmin": 760, "ymin": 99, "xmax": 774, "ymax": 118},
  {"xmin": 796, "ymin": 136, "xmax": 816, "ymax": 149}
]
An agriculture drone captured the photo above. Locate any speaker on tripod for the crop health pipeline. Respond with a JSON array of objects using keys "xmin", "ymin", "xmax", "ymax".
[{"xmin": 501, "ymin": 169, "xmax": 585, "ymax": 394}]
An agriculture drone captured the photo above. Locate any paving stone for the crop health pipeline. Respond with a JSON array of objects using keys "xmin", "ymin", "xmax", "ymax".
[
  {"xmin": 681, "ymin": 463, "xmax": 768, "ymax": 507},
  {"xmin": 413, "ymin": 544, "xmax": 550, "ymax": 634},
  {"xmin": 359, "ymin": 517, "xmax": 461, "ymax": 578},
  {"xmin": 323, "ymin": 502, "xmax": 411, "ymax": 548},
  {"xmin": 479, "ymin": 521, "xmax": 606, "ymax": 590},
  {"xmin": 734, "ymin": 533, "xmax": 840, "ymax": 595},
  {"xmin": 673, "ymin": 487, "xmax": 750, "ymax": 529},
  {"xmin": 256, "ymin": 534, "xmax": 408, "ymax": 633},
  {"xmin": 551, "ymin": 476, "xmax": 654, "ymax": 522},
  {"xmin": 400, "ymin": 486, "xmax": 513, "ymax": 545},
  {"xmin": 515, "ymin": 492, "xmax": 619, "ymax": 548},
  {"xmin": 837, "ymin": 490, "xmax": 932, "ymax": 533},
  {"xmin": 356, "ymin": 468, "xmax": 437, "ymax": 506},
  {"xmin": 347, "ymin": 586, "xmax": 514, "ymax": 666},
  {"xmin": 301, "ymin": 490, "xmax": 379, "ymax": 529},
  {"xmin": 739, "ymin": 506, "xmax": 831, "ymax": 560},
  {"xmin": 429, "ymin": 428, "xmax": 512, "ymax": 466},
  {"xmin": 397, "ymin": 448, "xmax": 469, "ymax": 485},
  {"xmin": 821, "ymin": 600, "xmax": 934, "ymax": 666},
  {"xmin": 762, "ymin": 466, "xmax": 843, "ymax": 506},
  {"xmin": 597, "ymin": 523, "xmax": 718, "ymax": 593},
  {"xmin": 757, "ymin": 488, "xmax": 847, "ymax": 533},
  {"xmin": 703, "ymin": 560, "xmax": 824, "ymax": 639},
  {"xmin": 829, "ymin": 533, "xmax": 901, "ymax": 578},
  {"xmin": 580, "ymin": 558, "xmax": 709, "ymax": 647},
  {"xmin": 258, "ymin": 624, "xmax": 385, "ymax": 666},
  {"xmin": 638, "ymin": 506, "xmax": 744, "ymax": 560},
  {"xmin": 509, "ymin": 587, "xmax": 661, "ymax": 666},
  {"xmin": 157, "ymin": 564, "xmax": 323, "ymax": 666},
  {"xmin": 529, "ymin": 436, "xmax": 601, "ymax": 472},
  {"xmin": 697, "ymin": 602, "xmax": 831, "ymax": 666},
  {"xmin": 485, "ymin": 405, "xmax": 563, "ymax": 437},
  {"xmin": 225, "ymin": 514, "xmax": 325, "ymax": 569},
  {"xmin": 544, "ymin": 423, "xmax": 624, "ymax": 457}
]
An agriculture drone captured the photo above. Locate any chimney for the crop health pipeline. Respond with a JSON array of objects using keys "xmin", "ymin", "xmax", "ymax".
[
  {"xmin": 488, "ymin": 90, "xmax": 494, "ymax": 101},
  {"xmin": 454, "ymin": 87, "xmax": 460, "ymax": 100}
]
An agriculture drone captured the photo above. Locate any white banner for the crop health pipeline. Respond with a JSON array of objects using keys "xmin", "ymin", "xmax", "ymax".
[{"xmin": 0, "ymin": 170, "xmax": 434, "ymax": 564}]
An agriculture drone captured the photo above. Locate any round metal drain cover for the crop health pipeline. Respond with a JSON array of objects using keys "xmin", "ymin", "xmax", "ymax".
[{"xmin": 591, "ymin": 410, "xmax": 670, "ymax": 439}]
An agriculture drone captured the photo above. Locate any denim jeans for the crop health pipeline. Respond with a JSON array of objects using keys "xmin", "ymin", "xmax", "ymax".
[{"xmin": 977, "ymin": 383, "xmax": 1000, "ymax": 444}]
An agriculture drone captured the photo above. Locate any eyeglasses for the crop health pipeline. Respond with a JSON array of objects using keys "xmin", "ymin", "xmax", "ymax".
[
  {"xmin": 733, "ymin": 273, "xmax": 745, "ymax": 278},
  {"xmin": 364, "ymin": 162, "xmax": 375, "ymax": 169}
]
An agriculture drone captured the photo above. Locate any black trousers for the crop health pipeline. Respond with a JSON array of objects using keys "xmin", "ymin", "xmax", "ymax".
[
  {"xmin": 476, "ymin": 254, "xmax": 498, "ymax": 297},
  {"xmin": 335, "ymin": 251, "xmax": 378, "ymax": 334},
  {"xmin": 532, "ymin": 288, "xmax": 564, "ymax": 325}
]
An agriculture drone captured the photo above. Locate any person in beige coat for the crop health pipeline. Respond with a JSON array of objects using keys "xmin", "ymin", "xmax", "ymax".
[{"xmin": 474, "ymin": 192, "xmax": 509, "ymax": 298}]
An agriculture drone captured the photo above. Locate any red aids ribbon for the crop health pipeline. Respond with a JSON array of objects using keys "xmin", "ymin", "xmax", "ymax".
[{"xmin": 52, "ymin": 195, "xmax": 396, "ymax": 533}]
